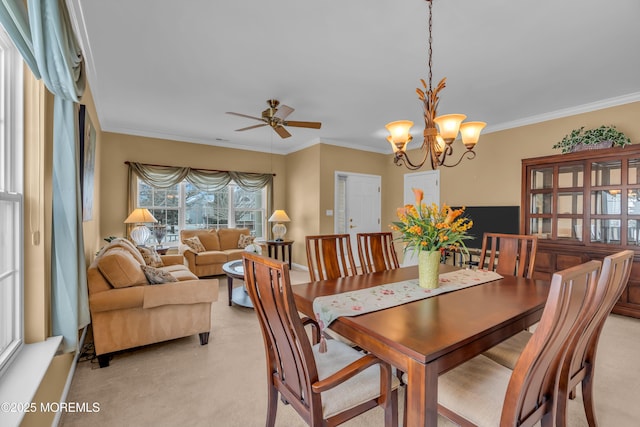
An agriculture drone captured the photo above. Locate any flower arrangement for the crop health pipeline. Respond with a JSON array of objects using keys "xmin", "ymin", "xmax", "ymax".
[
  {"xmin": 244, "ymin": 243, "xmax": 263, "ymax": 255},
  {"xmin": 390, "ymin": 188, "xmax": 473, "ymax": 255}
]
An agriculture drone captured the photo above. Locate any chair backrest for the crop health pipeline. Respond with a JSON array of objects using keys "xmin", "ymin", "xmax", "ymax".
[
  {"xmin": 479, "ymin": 232, "xmax": 538, "ymax": 278},
  {"xmin": 242, "ymin": 253, "xmax": 323, "ymax": 420},
  {"xmin": 556, "ymin": 250, "xmax": 634, "ymax": 424},
  {"xmin": 501, "ymin": 259, "xmax": 601, "ymax": 426},
  {"xmin": 357, "ymin": 232, "xmax": 400, "ymax": 274},
  {"xmin": 306, "ymin": 234, "xmax": 357, "ymax": 281}
]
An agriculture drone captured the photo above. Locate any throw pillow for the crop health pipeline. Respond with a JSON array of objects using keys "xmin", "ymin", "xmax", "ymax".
[
  {"xmin": 183, "ymin": 236, "xmax": 206, "ymax": 253},
  {"xmin": 97, "ymin": 248, "xmax": 148, "ymax": 288},
  {"xmin": 238, "ymin": 234, "xmax": 255, "ymax": 249},
  {"xmin": 137, "ymin": 246, "xmax": 164, "ymax": 268},
  {"xmin": 141, "ymin": 265, "xmax": 178, "ymax": 285}
]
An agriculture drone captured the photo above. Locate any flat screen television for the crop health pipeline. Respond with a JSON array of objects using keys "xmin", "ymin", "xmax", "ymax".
[{"xmin": 453, "ymin": 206, "xmax": 521, "ymax": 249}]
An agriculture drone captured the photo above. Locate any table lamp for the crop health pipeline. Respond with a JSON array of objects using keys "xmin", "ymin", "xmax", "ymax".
[
  {"xmin": 124, "ymin": 208, "xmax": 158, "ymax": 246},
  {"xmin": 268, "ymin": 210, "xmax": 290, "ymax": 242}
]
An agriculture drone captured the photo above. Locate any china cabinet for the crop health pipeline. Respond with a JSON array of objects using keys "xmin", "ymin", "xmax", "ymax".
[{"xmin": 522, "ymin": 144, "xmax": 640, "ymax": 318}]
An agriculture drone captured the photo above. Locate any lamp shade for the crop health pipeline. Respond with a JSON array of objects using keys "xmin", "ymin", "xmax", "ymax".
[
  {"xmin": 269, "ymin": 210, "xmax": 290, "ymax": 241},
  {"xmin": 459, "ymin": 121, "xmax": 486, "ymax": 148},
  {"xmin": 124, "ymin": 208, "xmax": 158, "ymax": 224},
  {"xmin": 124, "ymin": 208, "xmax": 157, "ymax": 246},
  {"xmin": 434, "ymin": 114, "xmax": 466, "ymax": 143},
  {"xmin": 268, "ymin": 210, "xmax": 291, "ymax": 223},
  {"xmin": 385, "ymin": 120, "xmax": 414, "ymax": 152}
]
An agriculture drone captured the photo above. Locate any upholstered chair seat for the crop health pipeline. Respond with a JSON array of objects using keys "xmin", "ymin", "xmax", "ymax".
[
  {"xmin": 438, "ymin": 355, "xmax": 513, "ymax": 426},
  {"xmin": 315, "ymin": 340, "xmax": 400, "ymax": 419},
  {"xmin": 482, "ymin": 330, "xmax": 532, "ymax": 369}
]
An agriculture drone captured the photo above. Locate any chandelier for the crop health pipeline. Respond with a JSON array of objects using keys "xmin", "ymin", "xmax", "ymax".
[{"xmin": 386, "ymin": 0, "xmax": 486, "ymax": 170}]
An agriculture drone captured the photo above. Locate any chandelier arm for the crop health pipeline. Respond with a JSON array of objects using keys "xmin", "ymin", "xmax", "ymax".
[
  {"xmin": 438, "ymin": 149, "xmax": 477, "ymax": 168},
  {"xmin": 394, "ymin": 148, "xmax": 431, "ymax": 171}
]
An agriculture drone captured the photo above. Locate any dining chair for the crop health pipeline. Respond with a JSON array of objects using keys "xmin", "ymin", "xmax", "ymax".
[
  {"xmin": 306, "ymin": 234, "xmax": 358, "ymax": 281},
  {"xmin": 433, "ymin": 259, "xmax": 602, "ymax": 427},
  {"xmin": 242, "ymin": 253, "xmax": 399, "ymax": 427},
  {"xmin": 483, "ymin": 250, "xmax": 634, "ymax": 427},
  {"xmin": 356, "ymin": 232, "xmax": 400, "ymax": 274},
  {"xmin": 478, "ymin": 232, "xmax": 538, "ymax": 278}
]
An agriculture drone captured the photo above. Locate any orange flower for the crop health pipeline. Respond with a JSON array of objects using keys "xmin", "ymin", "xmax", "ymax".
[
  {"xmin": 444, "ymin": 207, "xmax": 460, "ymax": 225},
  {"xmin": 391, "ymin": 200, "xmax": 473, "ymax": 254},
  {"xmin": 412, "ymin": 188, "xmax": 424, "ymax": 206}
]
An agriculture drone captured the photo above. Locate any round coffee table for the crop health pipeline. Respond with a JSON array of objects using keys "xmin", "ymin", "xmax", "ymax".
[{"xmin": 222, "ymin": 260, "xmax": 253, "ymax": 308}]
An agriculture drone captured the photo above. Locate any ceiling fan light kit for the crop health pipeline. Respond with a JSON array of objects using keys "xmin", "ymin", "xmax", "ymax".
[
  {"xmin": 386, "ymin": 0, "xmax": 486, "ymax": 170},
  {"xmin": 227, "ymin": 99, "xmax": 321, "ymax": 139}
]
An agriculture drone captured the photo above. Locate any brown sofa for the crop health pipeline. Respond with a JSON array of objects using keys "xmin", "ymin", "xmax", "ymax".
[
  {"xmin": 87, "ymin": 238, "xmax": 219, "ymax": 367},
  {"xmin": 179, "ymin": 228, "xmax": 254, "ymax": 277}
]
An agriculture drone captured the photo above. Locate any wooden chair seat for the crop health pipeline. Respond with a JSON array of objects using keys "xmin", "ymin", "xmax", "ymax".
[
  {"xmin": 436, "ymin": 260, "xmax": 602, "ymax": 426},
  {"xmin": 243, "ymin": 253, "xmax": 398, "ymax": 427},
  {"xmin": 482, "ymin": 250, "xmax": 634, "ymax": 427}
]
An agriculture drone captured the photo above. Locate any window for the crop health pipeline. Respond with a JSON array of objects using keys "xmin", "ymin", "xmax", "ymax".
[
  {"xmin": 136, "ymin": 178, "xmax": 267, "ymax": 246},
  {"xmin": 0, "ymin": 26, "xmax": 24, "ymax": 377}
]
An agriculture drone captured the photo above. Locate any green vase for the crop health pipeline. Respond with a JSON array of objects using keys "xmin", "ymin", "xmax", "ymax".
[{"xmin": 418, "ymin": 250, "xmax": 440, "ymax": 289}]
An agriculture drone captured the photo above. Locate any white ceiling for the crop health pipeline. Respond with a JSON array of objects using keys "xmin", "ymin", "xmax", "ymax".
[{"xmin": 68, "ymin": 0, "xmax": 640, "ymax": 155}]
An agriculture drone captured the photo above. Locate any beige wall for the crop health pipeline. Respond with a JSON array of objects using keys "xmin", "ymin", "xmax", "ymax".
[
  {"xmin": 284, "ymin": 145, "xmax": 321, "ymax": 265},
  {"xmin": 98, "ymin": 133, "xmax": 287, "ymax": 250},
  {"xmin": 385, "ymin": 102, "xmax": 640, "ymax": 216},
  {"xmin": 95, "ymin": 101, "xmax": 640, "ymax": 270}
]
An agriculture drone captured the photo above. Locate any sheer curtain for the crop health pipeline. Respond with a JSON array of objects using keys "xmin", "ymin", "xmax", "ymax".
[{"xmin": 0, "ymin": 0, "xmax": 89, "ymax": 353}]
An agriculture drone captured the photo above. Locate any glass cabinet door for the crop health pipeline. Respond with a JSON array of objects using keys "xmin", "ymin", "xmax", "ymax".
[
  {"xmin": 525, "ymin": 153, "xmax": 640, "ymax": 246},
  {"xmin": 557, "ymin": 164, "xmax": 584, "ymax": 241},
  {"xmin": 590, "ymin": 160, "xmax": 623, "ymax": 245}
]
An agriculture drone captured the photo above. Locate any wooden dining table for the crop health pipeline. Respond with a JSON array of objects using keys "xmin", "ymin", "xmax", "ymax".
[{"xmin": 292, "ymin": 264, "xmax": 551, "ymax": 427}]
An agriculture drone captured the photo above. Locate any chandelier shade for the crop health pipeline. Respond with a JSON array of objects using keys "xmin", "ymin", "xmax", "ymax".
[
  {"xmin": 386, "ymin": 0, "xmax": 486, "ymax": 170},
  {"xmin": 385, "ymin": 120, "xmax": 414, "ymax": 153}
]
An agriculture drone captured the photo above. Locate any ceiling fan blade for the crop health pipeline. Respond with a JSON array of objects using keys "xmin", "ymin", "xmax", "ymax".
[
  {"xmin": 236, "ymin": 123, "xmax": 268, "ymax": 131},
  {"xmin": 283, "ymin": 120, "xmax": 322, "ymax": 129},
  {"xmin": 273, "ymin": 125, "xmax": 291, "ymax": 139},
  {"xmin": 226, "ymin": 112, "xmax": 264, "ymax": 121},
  {"xmin": 274, "ymin": 104, "xmax": 294, "ymax": 120}
]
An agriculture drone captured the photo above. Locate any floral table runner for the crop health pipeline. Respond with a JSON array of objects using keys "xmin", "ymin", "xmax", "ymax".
[{"xmin": 313, "ymin": 269, "xmax": 503, "ymax": 351}]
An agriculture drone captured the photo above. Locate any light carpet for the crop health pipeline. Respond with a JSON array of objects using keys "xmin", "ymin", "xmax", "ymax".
[{"xmin": 60, "ymin": 268, "xmax": 640, "ymax": 426}]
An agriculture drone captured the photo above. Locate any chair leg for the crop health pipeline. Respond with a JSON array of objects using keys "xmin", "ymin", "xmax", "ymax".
[
  {"xmin": 385, "ymin": 388, "xmax": 398, "ymax": 427},
  {"xmin": 199, "ymin": 332, "xmax": 210, "ymax": 345},
  {"xmin": 582, "ymin": 376, "xmax": 598, "ymax": 427},
  {"xmin": 266, "ymin": 384, "xmax": 278, "ymax": 427}
]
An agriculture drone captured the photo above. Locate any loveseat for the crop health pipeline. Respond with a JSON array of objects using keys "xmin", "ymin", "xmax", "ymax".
[
  {"xmin": 87, "ymin": 238, "xmax": 219, "ymax": 367},
  {"xmin": 179, "ymin": 228, "xmax": 259, "ymax": 277}
]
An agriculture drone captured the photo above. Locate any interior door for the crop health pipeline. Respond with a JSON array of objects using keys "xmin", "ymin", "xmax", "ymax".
[
  {"xmin": 402, "ymin": 170, "xmax": 440, "ymax": 266},
  {"xmin": 335, "ymin": 173, "xmax": 381, "ymax": 266}
]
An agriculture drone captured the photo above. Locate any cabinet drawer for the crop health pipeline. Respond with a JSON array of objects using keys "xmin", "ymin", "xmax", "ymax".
[
  {"xmin": 534, "ymin": 252, "xmax": 552, "ymax": 271},
  {"xmin": 556, "ymin": 254, "xmax": 584, "ymax": 270}
]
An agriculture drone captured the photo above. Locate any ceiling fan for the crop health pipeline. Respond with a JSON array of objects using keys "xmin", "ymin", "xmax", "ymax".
[{"xmin": 226, "ymin": 99, "xmax": 322, "ymax": 139}]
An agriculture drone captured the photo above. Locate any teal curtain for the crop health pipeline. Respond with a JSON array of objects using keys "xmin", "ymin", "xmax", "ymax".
[
  {"xmin": 0, "ymin": 0, "xmax": 89, "ymax": 353},
  {"xmin": 0, "ymin": 0, "xmax": 40, "ymax": 76}
]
